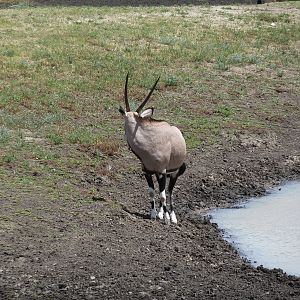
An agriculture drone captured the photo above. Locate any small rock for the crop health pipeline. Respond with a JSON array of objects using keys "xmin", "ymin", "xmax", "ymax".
[
  {"xmin": 58, "ymin": 283, "xmax": 67, "ymax": 290},
  {"xmin": 139, "ymin": 291, "xmax": 151, "ymax": 297}
]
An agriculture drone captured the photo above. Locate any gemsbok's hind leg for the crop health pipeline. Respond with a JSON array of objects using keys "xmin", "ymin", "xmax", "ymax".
[
  {"xmin": 156, "ymin": 173, "xmax": 170, "ymax": 225},
  {"xmin": 144, "ymin": 173, "xmax": 156, "ymax": 219},
  {"xmin": 168, "ymin": 163, "xmax": 186, "ymax": 224},
  {"xmin": 168, "ymin": 173, "xmax": 178, "ymax": 224}
]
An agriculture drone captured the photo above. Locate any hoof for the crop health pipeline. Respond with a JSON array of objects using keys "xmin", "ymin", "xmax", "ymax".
[
  {"xmin": 158, "ymin": 207, "xmax": 164, "ymax": 220},
  {"xmin": 170, "ymin": 211, "xmax": 177, "ymax": 224},
  {"xmin": 164, "ymin": 212, "xmax": 170, "ymax": 225}
]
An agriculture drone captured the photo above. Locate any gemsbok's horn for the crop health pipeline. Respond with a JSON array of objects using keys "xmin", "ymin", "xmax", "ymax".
[{"xmin": 136, "ymin": 77, "xmax": 160, "ymax": 114}]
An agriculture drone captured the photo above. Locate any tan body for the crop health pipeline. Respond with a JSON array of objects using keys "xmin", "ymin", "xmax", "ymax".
[{"xmin": 125, "ymin": 112, "xmax": 186, "ymax": 173}]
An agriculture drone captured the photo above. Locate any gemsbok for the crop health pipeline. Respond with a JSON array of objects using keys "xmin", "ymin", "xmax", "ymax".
[{"xmin": 119, "ymin": 74, "xmax": 186, "ymax": 224}]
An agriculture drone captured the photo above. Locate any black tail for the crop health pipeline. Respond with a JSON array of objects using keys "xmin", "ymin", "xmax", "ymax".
[{"xmin": 178, "ymin": 162, "xmax": 186, "ymax": 177}]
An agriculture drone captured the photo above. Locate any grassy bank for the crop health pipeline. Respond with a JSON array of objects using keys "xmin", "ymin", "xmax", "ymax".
[{"xmin": 0, "ymin": 1, "xmax": 299, "ymax": 190}]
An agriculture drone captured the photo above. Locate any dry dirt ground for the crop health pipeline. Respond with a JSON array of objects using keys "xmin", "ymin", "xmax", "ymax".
[{"xmin": 1, "ymin": 1, "xmax": 300, "ymax": 299}]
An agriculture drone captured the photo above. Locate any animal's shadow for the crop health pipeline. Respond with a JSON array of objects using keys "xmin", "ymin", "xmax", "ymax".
[{"xmin": 121, "ymin": 206, "xmax": 150, "ymax": 220}]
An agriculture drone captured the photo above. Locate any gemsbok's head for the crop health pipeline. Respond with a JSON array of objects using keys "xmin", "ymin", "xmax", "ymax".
[{"xmin": 119, "ymin": 73, "xmax": 186, "ymax": 225}]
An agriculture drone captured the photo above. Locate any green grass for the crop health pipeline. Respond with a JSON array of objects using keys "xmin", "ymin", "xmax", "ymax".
[{"xmin": 0, "ymin": 1, "xmax": 299, "ymax": 189}]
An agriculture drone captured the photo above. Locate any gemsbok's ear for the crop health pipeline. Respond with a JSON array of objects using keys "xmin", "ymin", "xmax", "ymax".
[
  {"xmin": 119, "ymin": 106, "xmax": 125, "ymax": 115},
  {"xmin": 139, "ymin": 108, "xmax": 154, "ymax": 118}
]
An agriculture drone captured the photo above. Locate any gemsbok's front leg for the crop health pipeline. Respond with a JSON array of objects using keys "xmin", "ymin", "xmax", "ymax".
[
  {"xmin": 156, "ymin": 173, "xmax": 170, "ymax": 225},
  {"xmin": 144, "ymin": 173, "xmax": 156, "ymax": 219}
]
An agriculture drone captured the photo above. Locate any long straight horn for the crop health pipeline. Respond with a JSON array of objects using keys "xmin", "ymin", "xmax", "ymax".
[
  {"xmin": 124, "ymin": 73, "xmax": 130, "ymax": 112},
  {"xmin": 136, "ymin": 77, "xmax": 160, "ymax": 114}
]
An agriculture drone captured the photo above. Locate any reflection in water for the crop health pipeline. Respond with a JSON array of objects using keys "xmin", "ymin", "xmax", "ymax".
[{"xmin": 210, "ymin": 181, "xmax": 300, "ymax": 277}]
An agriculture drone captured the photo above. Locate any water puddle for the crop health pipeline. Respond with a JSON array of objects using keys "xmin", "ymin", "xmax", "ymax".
[{"xmin": 210, "ymin": 181, "xmax": 300, "ymax": 277}]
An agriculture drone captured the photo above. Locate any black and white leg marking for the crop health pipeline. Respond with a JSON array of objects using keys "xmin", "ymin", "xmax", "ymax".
[
  {"xmin": 144, "ymin": 173, "xmax": 156, "ymax": 219},
  {"xmin": 168, "ymin": 163, "xmax": 186, "ymax": 224},
  {"xmin": 168, "ymin": 173, "xmax": 178, "ymax": 224},
  {"xmin": 155, "ymin": 172, "xmax": 170, "ymax": 225},
  {"xmin": 145, "ymin": 163, "xmax": 186, "ymax": 224}
]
